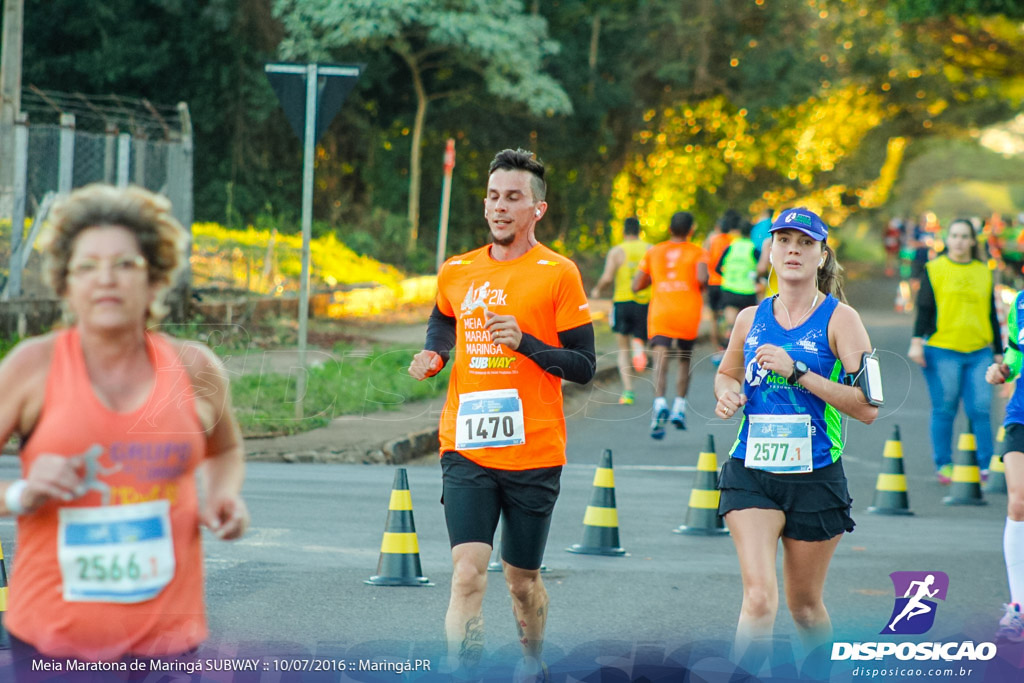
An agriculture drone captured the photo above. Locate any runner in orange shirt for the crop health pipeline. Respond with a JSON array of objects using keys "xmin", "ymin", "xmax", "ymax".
[
  {"xmin": 633, "ymin": 211, "xmax": 709, "ymax": 439},
  {"xmin": 409, "ymin": 149, "xmax": 595, "ymax": 680},
  {"xmin": 706, "ymin": 209, "xmax": 741, "ymax": 355}
]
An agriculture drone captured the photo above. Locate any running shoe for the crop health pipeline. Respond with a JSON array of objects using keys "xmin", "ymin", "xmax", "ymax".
[
  {"xmin": 981, "ymin": 469, "xmax": 990, "ymax": 484},
  {"xmin": 670, "ymin": 409, "xmax": 687, "ymax": 431},
  {"xmin": 650, "ymin": 406, "xmax": 669, "ymax": 440},
  {"xmin": 631, "ymin": 350, "xmax": 648, "ymax": 373},
  {"xmin": 937, "ymin": 464, "xmax": 953, "ymax": 485},
  {"xmin": 618, "ymin": 391, "xmax": 635, "ymax": 405},
  {"xmin": 997, "ymin": 603, "xmax": 1024, "ymax": 642},
  {"xmin": 710, "ymin": 350, "xmax": 725, "ymax": 367}
]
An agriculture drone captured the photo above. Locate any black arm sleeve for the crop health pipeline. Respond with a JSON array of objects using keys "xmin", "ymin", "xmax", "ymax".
[
  {"xmin": 991, "ymin": 290, "xmax": 1003, "ymax": 356},
  {"xmin": 715, "ymin": 245, "xmax": 732, "ymax": 277},
  {"xmin": 912, "ymin": 270, "xmax": 937, "ymax": 339},
  {"xmin": 515, "ymin": 322, "xmax": 597, "ymax": 385},
  {"xmin": 424, "ymin": 304, "xmax": 456, "ymax": 363}
]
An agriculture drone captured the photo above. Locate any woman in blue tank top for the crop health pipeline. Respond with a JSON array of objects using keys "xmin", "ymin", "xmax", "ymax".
[{"xmin": 712, "ymin": 208, "xmax": 879, "ymax": 671}]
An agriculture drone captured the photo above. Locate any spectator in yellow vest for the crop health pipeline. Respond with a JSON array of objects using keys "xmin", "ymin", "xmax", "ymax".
[{"xmin": 908, "ymin": 219, "xmax": 1002, "ymax": 484}]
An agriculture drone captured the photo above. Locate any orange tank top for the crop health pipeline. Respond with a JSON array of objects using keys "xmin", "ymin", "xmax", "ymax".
[{"xmin": 7, "ymin": 328, "xmax": 208, "ymax": 660}]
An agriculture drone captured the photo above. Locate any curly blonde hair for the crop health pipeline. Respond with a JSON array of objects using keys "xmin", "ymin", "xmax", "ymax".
[{"xmin": 42, "ymin": 184, "xmax": 188, "ymax": 323}]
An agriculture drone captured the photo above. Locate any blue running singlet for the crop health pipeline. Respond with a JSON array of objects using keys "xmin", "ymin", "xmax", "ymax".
[{"xmin": 729, "ymin": 294, "xmax": 847, "ymax": 470}]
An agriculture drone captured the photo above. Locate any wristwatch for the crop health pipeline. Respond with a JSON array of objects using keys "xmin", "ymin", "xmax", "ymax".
[{"xmin": 788, "ymin": 360, "xmax": 809, "ymax": 385}]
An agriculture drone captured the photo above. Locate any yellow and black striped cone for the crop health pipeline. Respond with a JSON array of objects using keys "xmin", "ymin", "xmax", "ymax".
[
  {"xmin": 985, "ymin": 426, "xmax": 1007, "ymax": 495},
  {"xmin": 674, "ymin": 434, "xmax": 728, "ymax": 535},
  {"xmin": 867, "ymin": 425, "xmax": 914, "ymax": 515},
  {"xmin": 943, "ymin": 428, "xmax": 987, "ymax": 506},
  {"xmin": 567, "ymin": 449, "xmax": 626, "ymax": 556},
  {"xmin": 0, "ymin": 537, "xmax": 7, "ymax": 649},
  {"xmin": 366, "ymin": 468, "xmax": 433, "ymax": 586}
]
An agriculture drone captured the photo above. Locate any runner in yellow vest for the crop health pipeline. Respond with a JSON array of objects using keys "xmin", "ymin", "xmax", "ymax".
[{"xmin": 592, "ymin": 217, "xmax": 652, "ymax": 405}]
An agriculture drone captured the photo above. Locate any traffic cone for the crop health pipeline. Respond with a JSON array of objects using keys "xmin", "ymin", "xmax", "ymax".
[
  {"xmin": 943, "ymin": 426, "xmax": 987, "ymax": 506},
  {"xmin": 567, "ymin": 449, "xmax": 626, "ymax": 556},
  {"xmin": 0, "ymin": 537, "xmax": 7, "ymax": 649},
  {"xmin": 867, "ymin": 425, "xmax": 914, "ymax": 515},
  {"xmin": 985, "ymin": 426, "xmax": 1007, "ymax": 495},
  {"xmin": 674, "ymin": 434, "xmax": 728, "ymax": 535},
  {"xmin": 366, "ymin": 469, "xmax": 433, "ymax": 586}
]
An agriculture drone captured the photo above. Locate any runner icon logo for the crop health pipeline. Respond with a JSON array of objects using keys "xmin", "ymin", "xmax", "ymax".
[{"xmin": 882, "ymin": 571, "xmax": 949, "ymax": 635}]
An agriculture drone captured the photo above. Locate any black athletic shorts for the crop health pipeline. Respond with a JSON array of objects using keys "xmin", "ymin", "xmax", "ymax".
[
  {"xmin": 611, "ymin": 300, "xmax": 648, "ymax": 341},
  {"xmin": 1003, "ymin": 423, "xmax": 1024, "ymax": 457},
  {"xmin": 718, "ymin": 457, "xmax": 855, "ymax": 542},
  {"xmin": 719, "ymin": 290, "xmax": 758, "ymax": 311},
  {"xmin": 440, "ymin": 451, "xmax": 561, "ymax": 570},
  {"xmin": 707, "ymin": 285, "xmax": 724, "ymax": 313},
  {"xmin": 649, "ymin": 336, "xmax": 695, "ymax": 354}
]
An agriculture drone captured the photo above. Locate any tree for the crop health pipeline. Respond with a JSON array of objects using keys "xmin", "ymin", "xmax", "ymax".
[{"xmin": 273, "ymin": 0, "xmax": 572, "ymax": 251}]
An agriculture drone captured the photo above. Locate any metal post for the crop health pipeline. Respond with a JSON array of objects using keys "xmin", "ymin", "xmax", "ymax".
[
  {"xmin": 116, "ymin": 133, "xmax": 131, "ymax": 187},
  {"xmin": 133, "ymin": 133, "xmax": 146, "ymax": 187},
  {"xmin": 103, "ymin": 124, "xmax": 117, "ymax": 183},
  {"xmin": 5, "ymin": 111, "xmax": 28, "ymax": 299},
  {"xmin": 0, "ymin": 0, "xmax": 24, "ymax": 212},
  {"xmin": 176, "ymin": 102, "xmax": 194, "ymax": 232},
  {"xmin": 58, "ymin": 112, "xmax": 75, "ymax": 194},
  {"xmin": 436, "ymin": 138, "xmax": 455, "ymax": 272},
  {"xmin": 295, "ymin": 62, "xmax": 319, "ymax": 420}
]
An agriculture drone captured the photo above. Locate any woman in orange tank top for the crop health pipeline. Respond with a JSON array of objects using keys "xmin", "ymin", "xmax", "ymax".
[{"xmin": 0, "ymin": 184, "xmax": 249, "ymax": 667}]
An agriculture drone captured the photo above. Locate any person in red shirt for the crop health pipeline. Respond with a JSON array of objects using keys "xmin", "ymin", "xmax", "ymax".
[
  {"xmin": 409, "ymin": 149, "xmax": 595, "ymax": 680},
  {"xmin": 633, "ymin": 211, "xmax": 709, "ymax": 439}
]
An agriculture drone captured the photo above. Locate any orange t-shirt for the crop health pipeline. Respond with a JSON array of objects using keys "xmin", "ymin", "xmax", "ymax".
[
  {"xmin": 7, "ymin": 328, "xmax": 208, "ymax": 660},
  {"xmin": 639, "ymin": 239, "xmax": 707, "ymax": 340},
  {"xmin": 706, "ymin": 232, "xmax": 737, "ymax": 287},
  {"xmin": 436, "ymin": 244, "xmax": 592, "ymax": 470}
]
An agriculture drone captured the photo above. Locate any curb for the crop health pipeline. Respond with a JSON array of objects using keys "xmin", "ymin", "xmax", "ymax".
[{"xmin": 250, "ymin": 362, "xmax": 620, "ymax": 466}]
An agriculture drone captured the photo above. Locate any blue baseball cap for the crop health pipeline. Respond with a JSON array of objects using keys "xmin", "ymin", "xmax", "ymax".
[{"xmin": 769, "ymin": 207, "xmax": 829, "ymax": 241}]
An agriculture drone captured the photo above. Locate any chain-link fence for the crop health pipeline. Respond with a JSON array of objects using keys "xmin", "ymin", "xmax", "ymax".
[{"xmin": 0, "ymin": 89, "xmax": 192, "ymax": 304}]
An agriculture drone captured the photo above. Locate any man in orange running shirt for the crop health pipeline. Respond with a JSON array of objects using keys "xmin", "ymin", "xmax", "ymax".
[
  {"xmin": 633, "ymin": 211, "xmax": 709, "ymax": 439},
  {"xmin": 409, "ymin": 149, "xmax": 595, "ymax": 680}
]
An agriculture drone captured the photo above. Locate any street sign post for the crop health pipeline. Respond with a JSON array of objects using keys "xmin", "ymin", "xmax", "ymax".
[
  {"xmin": 265, "ymin": 62, "xmax": 361, "ymax": 419},
  {"xmin": 435, "ymin": 138, "xmax": 456, "ymax": 273}
]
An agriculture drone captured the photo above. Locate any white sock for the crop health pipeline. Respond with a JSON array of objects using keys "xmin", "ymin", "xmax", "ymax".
[
  {"xmin": 1004, "ymin": 518, "xmax": 1024, "ymax": 604},
  {"xmin": 654, "ymin": 397, "xmax": 668, "ymax": 411},
  {"xmin": 672, "ymin": 397, "xmax": 687, "ymax": 414}
]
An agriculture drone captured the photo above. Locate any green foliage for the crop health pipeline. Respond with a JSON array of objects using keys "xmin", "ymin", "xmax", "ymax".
[
  {"xmin": 231, "ymin": 343, "xmax": 450, "ymax": 437},
  {"xmin": 894, "ymin": 0, "xmax": 1024, "ymax": 20},
  {"xmin": 274, "ymin": 0, "xmax": 572, "ymax": 116},
  {"xmin": 20, "ymin": 0, "xmax": 1024, "ymax": 269},
  {"xmin": 0, "ymin": 335, "xmax": 22, "ymax": 362},
  {"xmin": 888, "ymin": 137, "xmax": 1024, "ymax": 220}
]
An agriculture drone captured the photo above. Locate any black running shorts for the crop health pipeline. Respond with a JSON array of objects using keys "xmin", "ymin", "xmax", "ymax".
[
  {"xmin": 1003, "ymin": 423, "xmax": 1024, "ymax": 457},
  {"xmin": 649, "ymin": 336, "xmax": 695, "ymax": 354},
  {"xmin": 440, "ymin": 451, "xmax": 561, "ymax": 570},
  {"xmin": 717, "ymin": 457, "xmax": 855, "ymax": 541},
  {"xmin": 610, "ymin": 301, "xmax": 649, "ymax": 341}
]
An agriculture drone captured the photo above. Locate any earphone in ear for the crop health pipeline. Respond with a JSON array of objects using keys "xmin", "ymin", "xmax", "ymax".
[
  {"xmin": 819, "ymin": 256, "xmax": 825, "ymax": 267},
  {"xmin": 768, "ymin": 254, "xmax": 773, "ymax": 266},
  {"xmin": 535, "ymin": 208, "xmax": 541, "ymax": 217}
]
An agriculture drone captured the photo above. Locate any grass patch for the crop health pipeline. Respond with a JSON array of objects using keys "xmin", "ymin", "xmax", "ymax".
[{"xmin": 231, "ymin": 342, "xmax": 450, "ymax": 438}]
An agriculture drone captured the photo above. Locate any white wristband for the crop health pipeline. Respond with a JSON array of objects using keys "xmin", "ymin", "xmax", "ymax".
[{"xmin": 5, "ymin": 479, "xmax": 27, "ymax": 516}]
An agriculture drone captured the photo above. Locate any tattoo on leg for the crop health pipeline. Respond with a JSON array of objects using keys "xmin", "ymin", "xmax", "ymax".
[{"xmin": 459, "ymin": 616, "xmax": 485, "ymax": 667}]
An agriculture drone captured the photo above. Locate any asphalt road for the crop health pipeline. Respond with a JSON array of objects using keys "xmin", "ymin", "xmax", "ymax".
[{"xmin": 0, "ymin": 274, "xmax": 1021, "ymax": 682}]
